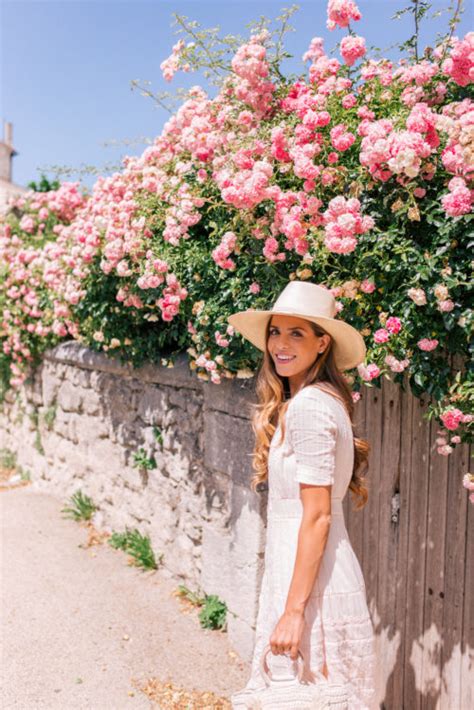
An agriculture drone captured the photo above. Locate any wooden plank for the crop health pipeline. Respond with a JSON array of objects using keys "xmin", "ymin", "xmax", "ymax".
[
  {"xmin": 391, "ymin": 377, "xmax": 415, "ymax": 709},
  {"xmin": 362, "ymin": 384, "xmax": 383, "ymax": 606},
  {"xmin": 344, "ymin": 387, "xmax": 367, "ymax": 564},
  {"xmin": 461, "ymin": 444, "xmax": 473, "ymax": 709},
  {"xmin": 403, "ymin": 392, "xmax": 432, "ymax": 710},
  {"xmin": 440, "ymin": 439, "xmax": 470, "ymax": 708},
  {"xmin": 419, "ymin": 412, "xmax": 449, "ymax": 706},
  {"xmin": 377, "ymin": 377, "xmax": 403, "ymax": 703}
]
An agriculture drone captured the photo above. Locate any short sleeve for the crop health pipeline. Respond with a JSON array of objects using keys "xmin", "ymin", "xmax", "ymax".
[{"xmin": 287, "ymin": 389, "xmax": 337, "ymax": 486}]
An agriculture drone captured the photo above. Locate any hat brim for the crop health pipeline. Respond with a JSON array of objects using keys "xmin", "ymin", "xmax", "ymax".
[{"xmin": 227, "ymin": 309, "xmax": 366, "ymax": 371}]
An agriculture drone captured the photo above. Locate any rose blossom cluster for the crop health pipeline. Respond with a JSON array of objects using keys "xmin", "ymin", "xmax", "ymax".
[
  {"xmin": 357, "ymin": 362, "xmax": 380, "ymax": 381},
  {"xmin": 373, "ymin": 316, "xmax": 402, "ymax": 344},
  {"xmin": 340, "ymin": 35, "xmax": 366, "ymax": 67},
  {"xmin": 384, "ymin": 354, "xmax": 410, "ymax": 373},
  {"xmin": 160, "ymin": 39, "xmax": 190, "ymax": 82},
  {"xmin": 441, "ymin": 177, "xmax": 473, "ymax": 217},
  {"xmin": 441, "ymin": 33, "xmax": 474, "ymax": 87},
  {"xmin": 0, "ymin": 185, "xmax": 88, "ymax": 388},
  {"xmin": 326, "ymin": 0, "xmax": 361, "ymax": 30},
  {"xmin": 230, "ymin": 32, "xmax": 275, "ymax": 117},
  {"xmin": 322, "ymin": 196, "xmax": 374, "ymax": 254},
  {"xmin": 211, "ymin": 231, "xmax": 238, "ymax": 270},
  {"xmin": 359, "ymin": 119, "xmax": 433, "ymax": 181},
  {"xmin": 155, "ymin": 273, "xmax": 188, "ymax": 322}
]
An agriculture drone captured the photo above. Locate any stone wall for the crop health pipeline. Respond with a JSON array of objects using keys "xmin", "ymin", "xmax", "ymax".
[{"xmin": 0, "ymin": 341, "xmax": 267, "ymax": 661}]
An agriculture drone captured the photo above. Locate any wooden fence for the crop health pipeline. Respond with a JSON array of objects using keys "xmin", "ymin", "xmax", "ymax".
[{"xmin": 344, "ymin": 377, "xmax": 472, "ymax": 709}]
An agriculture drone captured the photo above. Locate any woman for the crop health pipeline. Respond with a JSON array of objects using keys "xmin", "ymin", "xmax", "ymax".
[{"xmin": 227, "ymin": 280, "xmax": 377, "ymax": 709}]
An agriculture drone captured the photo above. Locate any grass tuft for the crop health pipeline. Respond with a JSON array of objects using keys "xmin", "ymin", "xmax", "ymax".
[{"xmin": 61, "ymin": 490, "xmax": 97, "ymax": 521}]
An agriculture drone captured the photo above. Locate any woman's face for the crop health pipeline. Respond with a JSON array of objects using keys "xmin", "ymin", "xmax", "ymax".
[{"xmin": 267, "ymin": 314, "xmax": 331, "ymax": 390}]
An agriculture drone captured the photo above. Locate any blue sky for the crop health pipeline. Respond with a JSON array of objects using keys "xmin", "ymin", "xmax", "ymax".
[{"xmin": 2, "ymin": 0, "xmax": 472, "ymax": 192}]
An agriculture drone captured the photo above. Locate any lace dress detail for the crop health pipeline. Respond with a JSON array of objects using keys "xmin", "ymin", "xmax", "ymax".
[{"xmin": 237, "ymin": 385, "xmax": 377, "ymax": 709}]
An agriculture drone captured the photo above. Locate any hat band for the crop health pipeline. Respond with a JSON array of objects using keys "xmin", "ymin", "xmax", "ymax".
[{"xmin": 271, "ymin": 305, "xmax": 336, "ymax": 319}]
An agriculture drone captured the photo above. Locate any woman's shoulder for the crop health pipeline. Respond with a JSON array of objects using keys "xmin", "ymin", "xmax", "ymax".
[{"xmin": 288, "ymin": 383, "xmax": 349, "ymax": 420}]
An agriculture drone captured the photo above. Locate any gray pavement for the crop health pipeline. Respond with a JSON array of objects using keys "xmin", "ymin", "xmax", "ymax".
[{"xmin": 0, "ymin": 485, "xmax": 248, "ymax": 709}]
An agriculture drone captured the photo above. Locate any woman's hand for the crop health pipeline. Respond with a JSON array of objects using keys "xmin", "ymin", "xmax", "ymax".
[{"xmin": 269, "ymin": 608, "xmax": 305, "ymax": 661}]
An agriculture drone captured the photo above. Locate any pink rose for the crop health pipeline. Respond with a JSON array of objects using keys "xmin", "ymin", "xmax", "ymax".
[
  {"xmin": 417, "ymin": 338, "xmax": 439, "ymax": 351},
  {"xmin": 386, "ymin": 316, "xmax": 402, "ymax": 334},
  {"xmin": 374, "ymin": 328, "xmax": 389, "ymax": 343},
  {"xmin": 440, "ymin": 408, "xmax": 464, "ymax": 431},
  {"xmin": 437, "ymin": 299, "xmax": 455, "ymax": 312},
  {"xmin": 360, "ymin": 279, "xmax": 376, "ymax": 293}
]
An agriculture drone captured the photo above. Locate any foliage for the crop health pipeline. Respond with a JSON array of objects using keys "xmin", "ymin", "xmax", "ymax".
[
  {"xmin": 198, "ymin": 594, "xmax": 228, "ymax": 630},
  {"xmin": 108, "ymin": 527, "xmax": 161, "ymax": 570},
  {"xmin": 61, "ymin": 490, "xmax": 97, "ymax": 522},
  {"xmin": 26, "ymin": 173, "xmax": 61, "ymax": 193},
  {"xmin": 176, "ymin": 585, "xmax": 228, "ymax": 630},
  {"xmin": 132, "ymin": 447, "xmax": 157, "ymax": 470},
  {"xmin": 0, "ymin": 447, "xmax": 16, "ymax": 469}
]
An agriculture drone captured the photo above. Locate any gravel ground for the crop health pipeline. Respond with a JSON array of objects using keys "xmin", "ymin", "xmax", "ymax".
[{"xmin": 0, "ymin": 484, "xmax": 249, "ymax": 709}]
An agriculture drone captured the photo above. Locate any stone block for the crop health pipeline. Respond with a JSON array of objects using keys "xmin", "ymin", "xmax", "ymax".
[
  {"xmin": 81, "ymin": 390, "xmax": 102, "ymax": 416},
  {"xmin": 200, "ymin": 523, "xmax": 231, "ymax": 600},
  {"xmin": 54, "ymin": 409, "xmax": 72, "ymax": 439},
  {"xmin": 202, "ymin": 376, "xmax": 257, "ymax": 419},
  {"xmin": 44, "ymin": 340, "xmax": 136, "ymax": 379},
  {"xmin": 204, "ymin": 411, "xmax": 255, "ymax": 486},
  {"xmin": 56, "ymin": 380, "xmax": 82, "ymax": 413},
  {"xmin": 228, "ymin": 614, "xmax": 256, "ymax": 664},
  {"xmin": 137, "ymin": 387, "xmax": 167, "ymax": 425},
  {"xmin": 227, "ymin": 483, "xmax": 267, "ymax": 624},
  {"xmin": 132, "ymin": 353, "xmax": 201, "ymax": 390}
]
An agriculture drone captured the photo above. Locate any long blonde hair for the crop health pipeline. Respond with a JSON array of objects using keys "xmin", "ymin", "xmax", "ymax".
[{"xmin": 249, "ymin": 317, "xmax": 370, "ymax": 510}]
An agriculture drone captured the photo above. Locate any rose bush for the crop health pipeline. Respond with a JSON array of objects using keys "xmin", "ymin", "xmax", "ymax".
[{"xmin": 0, "ymin": 1, "xmax": 472, "ymax": 500}]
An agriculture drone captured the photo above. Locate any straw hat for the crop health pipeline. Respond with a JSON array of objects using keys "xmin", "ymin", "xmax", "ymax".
[{"xmin": 227, "ymin": 281, "xmax": 366, "ymax": 371}]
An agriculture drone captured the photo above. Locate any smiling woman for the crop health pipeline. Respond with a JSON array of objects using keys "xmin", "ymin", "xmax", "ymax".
[
  {"xmin": 267, "ymin": 316, "xmax": 332, "ymax": 399},
  {"xmin": 227, "ymin": 280, "xmax": 376, "ymax": 709}
]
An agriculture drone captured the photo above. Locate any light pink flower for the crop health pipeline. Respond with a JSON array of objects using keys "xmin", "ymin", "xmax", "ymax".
[
  {"xmin": 357, "ymin": 362, "xmax": 380, "ymax": 381},
  {"xmin": 418, "ymin": 338, "xmax": 439, "ymax": 351},
  {"xmin": 327, "ymin": 0, "xmax": 362, "ymax": 30},
  {"xmin": 437, "ymin": 444, "xmax": 453, "ymax": 456},
  {"xmin": 384, "ymin": 355, "xmax": 410, "ymax": 372},
  {"xmin": 340, "ymin": 35, "xmax": 366, "ymax": 67},
  {"xmin": 437, "ymin": 299, "xmax": 455, "ymax": 312},
  {"xmin": 408, "ymin": 287, "xmax": 427, "ymax": 305},
  {"xmin": 360, "ymin": 279, "xmax": 375, "ymax": 293},
  {"xmin": 374, "ymin": 328, "xmax": 389, "ymax": 344},
  {"xmin": 441, "ymin": 33, "xmax": 474, "ymax": 87},
  {"xmin": 462, "ymin": 473, "xmax": 474, "ymax": 491}
]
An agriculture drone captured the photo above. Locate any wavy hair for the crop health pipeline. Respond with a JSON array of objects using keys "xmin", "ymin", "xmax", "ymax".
[{"xmin": 249, "ymin": 317, "xmax": 370, "ymax": 510}]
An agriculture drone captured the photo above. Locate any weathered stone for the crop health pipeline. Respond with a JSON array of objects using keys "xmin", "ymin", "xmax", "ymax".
[
  {"xmin": 200, "ymin": 523, "xmax": 231, "ymax": 601},
  {"xmin": 56, "ymin": 380, "xmax": 82, "ymax": 413},
  {"xmin": 202, "ymin": 376, "xmax": 257, "ymax": 419},
  {"xmin": 227, "ymin": 615, "xmax": 257, "ymax": 664},
  {"xmin": 81, "ymin": 390, "xmax": 102, "ymax": 416},
  {"xmin": 204, "ymin": 410, "xmax": 255, "ymax": 486},
  {"xmin": 132, "ymin": 353, "xmax": 201, "ymax": 390},
  {"xmin": 136, "ymin": 387, "xmax": 167, "ymax": 425}
]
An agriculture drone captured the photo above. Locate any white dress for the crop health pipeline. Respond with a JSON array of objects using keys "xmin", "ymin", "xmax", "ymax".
[{"xmin": 237, "ymin": 384, "xmax": 377, "ymax": 709}]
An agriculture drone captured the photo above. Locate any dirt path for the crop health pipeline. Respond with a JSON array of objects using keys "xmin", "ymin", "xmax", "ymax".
[{"xmin": 0, "ymin": 485, "xmax": 249, "ymax": 709}]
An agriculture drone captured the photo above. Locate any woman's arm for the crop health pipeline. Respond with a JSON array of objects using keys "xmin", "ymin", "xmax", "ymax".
[
  {"xmin": 285, "ymin": 484, "xmax": 332, "ymax": 615},
  {"xmin": 269, "ymin": 485, "xmax": 331, "ymax": 659}
]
